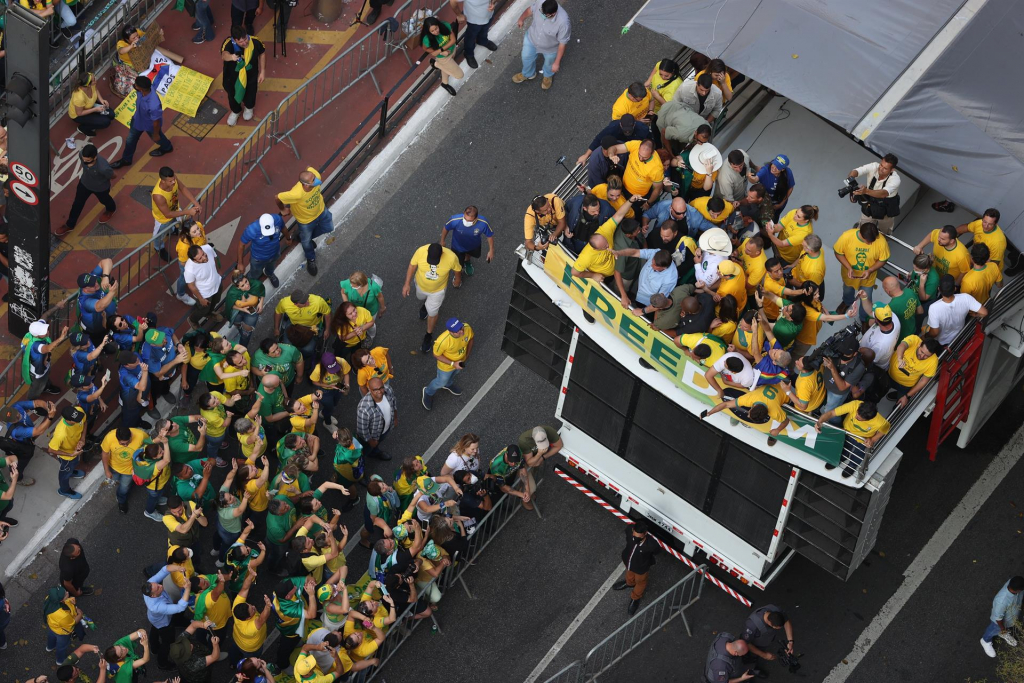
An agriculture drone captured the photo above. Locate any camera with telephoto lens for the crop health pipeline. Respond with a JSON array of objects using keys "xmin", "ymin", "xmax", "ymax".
[
  {"xmin": 777, "ymin": 648, "xmax": 801, "ymax": 673},
  {"xmin": 803, "ymin": 325, "xmax": 860, "ymax": 372},
  {"xmin": 837, "ymin": 176, "xmax": 859, "ymax": 198}
]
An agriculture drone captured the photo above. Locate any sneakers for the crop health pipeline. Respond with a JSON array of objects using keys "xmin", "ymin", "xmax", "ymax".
[
  {"xmin": 444, "ymin": 384, "xmax": 462, "ymax": 396},
  {"xmin": 464, "ymin": 261, "xmax": 475, "ymax": 276},
  {"xmin": 144, "ymin": 511, "xmax": 163, "ymax": 523},
  {"xmin": 243, "ymin": 107, "xmax": 254, "ymax": 121},
  {"xmin": 192, "ymin": 33, "xmax": 207, "ymax": 44},
  {"xmin": 110, "ymin": 159, "xmax": 132, "ymax": 169},
  {"xmin": 1, "ymin": 518, "xmax": 18, "ymax": 527},
  {"xmin": 159, "ymin": 247, "xmax": 171, "ymax": 262},
  {"xmin": 177, "ymin": 293, "xmax": 197, "ymax": 305},
  {"xmin": 71, "ymin": 469, "xmax": 86, "ymax": 479},
  {"xmin": 307, "ymin": 259, "xmax": 318, "ymax": 276},
  {"xmin": 364, "ymin": 8, "xmax": 380, "ymax": 23},
  {"xmin": 611, "ymin": 580, "xmax": 630, "ymax": 591},
  {"xmin": 981, "ymin": 638, "xmax": 997, "ymax": 657},
  {"xmin": 77, "ymin": 126, "xmax": 97, "ymax": 137},
  {"xmin": 542, "ymin": 77, "xmax": 553, "ymax": 90},
  {"xmin": 418, "ymin": 304, "xmax": 428, "ymax": 320},
  {"xmin": 268, "ymin": 273, "xmax": 280, "ymax": 288},
  {"xmin": 44, "ymin": 384, "xmax": 63, "ymax": 395},
  {"xmin": 58, "ymin": 490, "xmax": 82, "ymax": 500},
  {"xmin": 627, "ymin": 598, "xmax": 640, "ymax": 615},
  {"xmin": 421, "ymin": 388, "xmax": 433, "ymax": 411},
  {"xmin": 146, "ymin": 408, "xmax": 161, "ymax": 420},
  {"xmin": 998, "ymin": 631, "xmax": 1019, "ymax": 647},
  {"xmin": 215, "ymin": 457, "xmax": 229, "ymax": 468},
  {"xmin": 210, "ymin": 548, "xmax": 220, "ymax": 556},
  {"xmin": 420, "ymin": 333, "xmax": 433, "ymax": 353},
  {"xmin": 932, "ymin": 200, "xmax": 956, "ymax": 213},
  {"xmin": 118, "ymin": 501, "xmax": 129, "ymax": 514},
  {"xmin": 512, "ymin": 73, "xmax": 535, "ymax": 83},
  {"xmin": 19, "ymin": 477, "xmax": 35, "ymax": 487},
  {"xmin": 99, "ymin": 208, "xmax": 116, "ymax": 222},
  {"xmin": 215, "ymin": 560, "xmax": 225, "ymax": 568},
  {"xmin": 441, "ymin": 83, "xmax": 457, "ymax": 97},
  {"xmin": 227, "ymin": 112, "xmax": 239, "ymax": 127},
  {"xmin": 53, "ymin": 225, "xmax": 74, "ymax": 237}
]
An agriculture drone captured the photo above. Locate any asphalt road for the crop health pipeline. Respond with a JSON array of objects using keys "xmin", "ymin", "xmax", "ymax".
[{"xmin": 4, "ymin": 1, "xmax": 1024, "ymax": 683}]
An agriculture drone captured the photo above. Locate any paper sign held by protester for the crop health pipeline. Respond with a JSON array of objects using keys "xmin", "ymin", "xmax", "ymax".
[{"xmin": 114, "ymin": 55, "xmax": 214, "ymax": 127}]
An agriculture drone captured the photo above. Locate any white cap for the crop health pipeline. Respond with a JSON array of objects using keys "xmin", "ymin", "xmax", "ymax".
[
  {"xmin": 29, "ymin": 320, "xmax": 49, "ymax": 337},
  {"xmin": 259, "ymin": 213, "xmax": 277, "ymax": 236},
  {"xmin": 532, "ymin": 427, "xmax": 550, "ymax": 451},
  {"xmin": 699, "ymin": 228, "xmax": 732, "ymax": 257}
]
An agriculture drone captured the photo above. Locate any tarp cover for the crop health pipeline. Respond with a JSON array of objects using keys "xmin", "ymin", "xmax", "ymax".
[{"xmin": 635, "ymin": 0, "xmax": 1024, "ymax": 243}]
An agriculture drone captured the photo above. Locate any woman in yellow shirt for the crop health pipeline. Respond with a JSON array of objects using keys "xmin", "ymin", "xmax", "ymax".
[
  {"xmin": 590, "ymin": 176, "xmax": 635, "ymax": 219},
  {"xmin": 44, "ymin": 587, "xmax": 84, "ymax": 662},
  {"xmin": 645, "ymin": 58, "xmax": 682, "ymax": 114},
  {"xmin": 289, "ymin": 394, "xmax": 320, "ymax": 434},
  {"xmin": 695, "ymin": 58, "xmax": 734, "ymax": 101},
  {"xmin": 352, "ymin": 347, "xmax": 393, "ymax": 395},
  {"xmin": 174, "ymin": 220, "xmax": 207, "ymax": 303},
  {"xmin": 112, "ymin": 26, "xmax": 184, "ymax": 96},
  {"xmin": 710, "ymin": 294, "xmax": 740, "ymax": 345},
  {"xmin": 181, "ymin": 330, "xmax": 219, "ymax": 398},
  {"xmin": 767, "ymin": 205, "xmax": 817, "ymax": 264},
  {"xmin": 332, "ymin": 302, "xmax": 375, "ymax": 353},
  {"xmin": 199, "ymin": 391, "xmax": 241, "ymax": 464},
  {"xmin": 214, "ymin": 349, "xmax": 252, "ymax": 401},
  {"xmin": 68, "ymin": 72, "xmax": 114, "ymax": 136},
  {"xmin": 236, "ymin": 456, "xmax": 271, "ymax": 533}
]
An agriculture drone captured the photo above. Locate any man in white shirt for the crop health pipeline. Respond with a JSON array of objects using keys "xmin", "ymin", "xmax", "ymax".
[
  {"xmin": 704, "ymin": 352, "xmax": 756, "ymax": 399},
  {"xmin": 848, "ymin": 153, "xmax": 901, "ymax": 235},
  {"xmin": 183, "ymin": 244, "xmax": 223, "ymax": 326},
  {"xmin": 927, "ymin": 274, "xmax": 987, "ymax": 345},
  {"xmin": 450, "ymin": 0, "xmax": 498, "ymax": 69},
  {"xmin": 857, "ymin": 299, "xmax": 901, "ymax": 367}
]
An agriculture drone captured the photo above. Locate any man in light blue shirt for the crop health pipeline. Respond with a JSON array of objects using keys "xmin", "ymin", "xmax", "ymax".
[
  {"xmin": 981, "ymin": 576, "xmax": 1023, "ymax": 657},
  {"xmin": 611, "ymin": 247, "xmax": 677, "ymax": 310},
  {"xmin": 143, "ymin": 563, "xmax": 191, "ymax": 669},
  {"xmin": 642, "ymin": 195, "xmax": 687, "ymax": 239}
]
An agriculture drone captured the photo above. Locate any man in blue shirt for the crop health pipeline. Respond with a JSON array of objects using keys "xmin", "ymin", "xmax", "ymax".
[
  {"xmin": 642, "ymin": 196, "xmax": 688, "ymax": 240},
  {"xmin": 0, "ymin": 399, "xmax": 55, "ymax": 487},
  {"xmin": 71, "ymin": 373, "xmax": 109, "ymax": 442},
  {"xmin": 109, "ymin": 314, "xmax": 147, "ymax": 352},
  {"xmin": 76, "ymin": 259, "xmax": 118, "ymax": 344},
  {"xmin": 440, "ymin": 206, "xmax": 494, "ymax": 277},
  {"xmin": 141, "ymin": 328, "xmax": 186, "ymax": 413},
  {"xmin": 238, "ymin": 213, "xmax": 285, "ymax": 288},
  {"xmin": 118, "ymin": 352, "xmax": 152, "ymax": 429},
  {"xmin": 69, "ymin": 332, "xmax": 104, "ymax": 379},
  {"xmin": 111, "ymin": 76, "xmax": 173, "ymax": 168},
  {"xmin": 143, "ymin": 564, "xmax": 191, "ymax": 669},
  {"xmin": 563, "ymin": 194, "xmax": 614, "ymax": 254},
  {"xmin": 577, "ymin": 114, "xmax": 650, "ymax": 169},
  {"xmin": 22, "ymin": 320, "xmax": 67, "ymax": 399},
  {"xmin": 752, "ymin": 154, "xmax": 796, "ymax": 222},
  {"xmin": 611, "ymin": 248, "xmax": 678, "ymax": 309},
  {"xmin": 981, "ymin": 576, "xmax": 1024, "ymax": 658},
  {"xmin": 585, "ymin": 135, "xmax": 627, "ymax": 189}
]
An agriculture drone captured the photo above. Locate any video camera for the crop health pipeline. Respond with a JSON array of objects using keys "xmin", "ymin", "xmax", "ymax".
[
  {"xmin": 777, "ymin": 648, "xmax": 802, "ymax": 673},
  {"xmin": 837, "ymin": 176, "xmax": 858, "ymax": 199},
  {"xmin": 803, "ymin": 325, "xmax": 860, "ymax": 372}
]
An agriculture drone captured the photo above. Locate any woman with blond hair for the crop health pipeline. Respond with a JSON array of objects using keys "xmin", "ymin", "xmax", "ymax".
[
  {"xmin": 441, "ymin": 433, "xmax": 482, "ymax": 477},
  {"xmin": 339, "ymin": 271, "xmax": 386, "ymax": 317}
]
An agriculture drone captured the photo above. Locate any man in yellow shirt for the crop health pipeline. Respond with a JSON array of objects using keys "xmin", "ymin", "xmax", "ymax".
[
  {"xmin": 791, "ymin": 357, "xmax": 826, "ymax": 412},
  {"xmin": 912, "ymin": 225, "xmax": 970, "ymax": 283},
  {"xmin": 276, "ymin": 167, "xmax": 334, "ymax": 276},
  {"xmin": 611, "ymin": 82, "xmax": 651, "ymax": 121},
  {"xmin": 148, "ymin": 167, "xmax": 201, "ymax": 262},
  {"xmin": 789, "ymin": 234, "xmax": 826, "ymax": 291},
  {"xmin": 815, "ymin": 400, "xmax": 890, "ymax": 478},
  {"xmin": 834, "ymin": 222, "xmax": 890, "ymax": 322},
  {"xmin": 403, "ymin": 242, "xmax": 462, "ymax": 354},
  {"xmin": 422, "ymin": 317, "xmax": 474, "ymax": 411},
  {"xmin": 737, "ymin": 236, "xmax": 766, "ymax": 294},
  {"xmin": 523, "ymin": 193, "xmax": 567, "ymax": 251},
  {"xmin": 960, "ymin": 243, "xmax": 999, "ymax": 305},
  {"xmin": 607, "ymin": 139, "xmax": 664, "ymax": 211},
  {"xmin": 273, "ymin": 290, "xmax": 332, "ymax": 369},
  {"xmin": 48, "ymin": 406, "xmax": 87, "ymax": 500},
  {"xmin": 888, "ymin": 334, "xmax": 942, "ymax": 408},
  {"xmin": 957, "ymin": 208, "xmax": 1006, "ymax": 284},
  {"xmin": 101, "ymin": 425, "xmax": 150, "ymax": 513},
  {"xmin": 715, "ymin": 260, "xmax": 747, "ymax": 312},
  {"xmin": 701, "ymin": 378, "xmax": 794, "ymax": 446},
  {"xmin": 231, "ymin": 569, "xmax": 272, "ymax": 660},
  {"xmin": 571, "ymin": 201, "xmax": 634, "ymax": 308},
  {"xmin": 676, "ymin": 332, "xmax": 727, "ymax": 367}
]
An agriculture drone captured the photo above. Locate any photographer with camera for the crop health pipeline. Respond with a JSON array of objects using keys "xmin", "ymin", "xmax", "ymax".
[
  {"xmin": 741, "ymin": 605, "xmax": 796, "ymax": 676},
  {"xmin": 817, "ymin": 327, "xmax": 870, "ymax": 425},
  {"xmin": 703, "ymin": 633, "xmax": 754, "ymax": 683},
  {"xmin": 844, "ymin": 153, "xmax": 901, "ymax": 235}
]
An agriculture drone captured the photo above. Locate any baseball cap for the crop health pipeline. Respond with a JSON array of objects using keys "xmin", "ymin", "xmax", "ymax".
[
  {"xmin": 118, "ymin": 350, "xmax": 139, "ymax": 365},
  {"xmin": 62, "ymin": 406, "xmax": 85, "ymax": 424},
  {"xmin": 321, "ymin": 352, "xmax": 341, "ymax": 374},
  {"xmin": 392, "ymin": 524, "xmax": 409, "ymax": 541},
  {"xmin": 168, "ymin": 638, "xmax": 192, "ymax": 665},
  {"xmin": 77, "ymin": 272, "xmax": 101, "ymax": 288},
  {"xmin": 416, "ymin": 475, "xmax": 439, "ymax": 495},
  {"xmin": 503, "ymin": 444, "xmax": 522, "ymax": 463},
  {"xmin": 873, "ymin": 303, "xmax": 893, "ymax": 323},
  {"xmin": 28, "ymin": 320, "xmax": 49, "ymax": 337},
  {"xmin": 69, "ymin": 331, "xmax": 89, "ymax": 346},
  {"xmin": 293, "ymin": 654, "xmax": 317, "ymax": 677},
  {"xmin": 771, "ymin": 154, "xmax": 790, "ymax": 170},
  {"xmin": 258, "ymin": 213, "xmax": 278, "ymax": 236},
  {"xmin": 70, "ymin": 373, "xmax": 91, "ymax": 388},
  {"xmin": 445, "ymin": 317, "xmax": 464, "ymax": 333},
  {"xmin": 145, "ymin": 329, "xmax": 166, "ymax": 346},
  {"xmin": 532, "ymin": 427, "xmax": 550, "ymax": 451},
  {"xmin": 316, "ymin": 585, "xmax": 335, "ymax": 604},
  {"xmin": 426, "ymin": 243, "xmax": 443, "ymax": 266},
  {"xmin": 0, "ymin": 407, "xmax": 23, "ymax": 423},
  {"xmin": 939, "ymin": 274, "xmax": 956, "ymax": 297},
  {"xmin": 618, "ymin": 113, "xmax": 636, "ymax": 135},
  {"xmin": 718, "ymin": 260, "xmax": 742, "ymax": 278}
]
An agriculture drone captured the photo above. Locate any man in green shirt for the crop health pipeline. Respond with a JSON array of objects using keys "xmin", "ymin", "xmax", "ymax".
[
  {"xmin": 104, "ymin": 630, "xmax": 149, "ymax": 683},
  {"xmin": 881, "ymin": 275, "xmax": 921, "ymax": 341},
  {"xmin": 252, "ymin": 340, "xmax": 303, "ymax": 390},
  {"xmin": 276, "ymin": 432, "xmax": 320, "ymax": 469},
  {"xmin": 771, "ymin": 301, "xmax": 806, "ymax": 350},
  {"xmin": 224, "ymin": 275, "xmax": 267, "ymax": 347},
  {"xmin": 271, "ymin": 577, "xmax": 317, "ymax": 671},
  {"xmin": 489, "ymin": 444, "xmax": 533, "ymax": 509},
  {"xmin": 613, "ymin": 219, "xmax": 643, "ymax": 290},
  {"xmin": 157, "ymin": 415, "xmax": 206, "ymax": 464},
  {"xmin": 171, "ymin": 459, "xmax": 215, "ymax": 507},
  {"xmin": 255, "ymin": 374, "xmax": 290, "ymax": 445},
  {"xmin": 910, "ymin": 253, "xmax": 940, "ymax": 314}
]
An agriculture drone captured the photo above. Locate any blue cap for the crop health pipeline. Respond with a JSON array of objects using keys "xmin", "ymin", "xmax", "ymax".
[
  {"xmin": 445, "ymin": 317, "xmax": 464, "ymax": 333},
  {"xmin": 771, "ymin": 154, "xmax": 789, "ymax": 170}
]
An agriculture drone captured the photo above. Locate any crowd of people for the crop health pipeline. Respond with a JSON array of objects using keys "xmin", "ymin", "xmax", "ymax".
[{"xmin": 523, "ymin": 50, "xmax": 1004, "ymax": 475}]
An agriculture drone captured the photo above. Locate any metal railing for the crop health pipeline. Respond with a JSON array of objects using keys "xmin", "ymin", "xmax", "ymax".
[
  {"xmin": 356, "ymin": 479, "xmax": 542, "ymax": 682},
  {"xmin": 540, "ymin": 567, "xmax": 706, "ymax": 683},
  {"xmin": 48, "ymin": 0, "xmax": 173, "ymax": 128}
]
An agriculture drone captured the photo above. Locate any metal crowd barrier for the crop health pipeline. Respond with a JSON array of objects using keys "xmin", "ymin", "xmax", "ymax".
[
  {"xmin": 48, "ymin": 0, "xmax": 173, "ymax": 128},
  {"xmin": 355, "ymin": 479, "xmax": 542, "ymax": 682},
  {"xmin": 540, "ymin": 567, "xmax": 706, "ymax": 683}
]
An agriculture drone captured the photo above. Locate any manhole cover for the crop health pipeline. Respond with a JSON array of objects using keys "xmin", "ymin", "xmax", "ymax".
[
  {"xmin": 131, "ymin": 184, "xmax": 155, "ymax": 209},
  {"xmin": 80, "ymin": 223, "xmax": 131, "ymax": 260},
  {"xmin": 173, "ymin": 99, "xmax": 227, "ymax": 142}
]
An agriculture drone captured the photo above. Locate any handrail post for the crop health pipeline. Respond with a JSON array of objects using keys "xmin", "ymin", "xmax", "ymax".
[{"xmin": 378, "ymin": 96, "xmax": 389, "ymax": 140}]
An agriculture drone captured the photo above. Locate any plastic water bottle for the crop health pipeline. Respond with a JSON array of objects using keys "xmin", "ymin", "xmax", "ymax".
[
  {"xmin": 430, "ymin": 624, "xmax": 438, "ymax": 635},
  {"xmin": 80, "ymin": 616, "xmax": 97, "ymax": 631}
]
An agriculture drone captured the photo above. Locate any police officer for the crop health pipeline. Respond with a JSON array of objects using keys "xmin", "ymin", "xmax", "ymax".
[
  {"xmin": 742, "ymin": 604, "xmax": 795, "ymax": 673},
  {"xmin": 704, "ymin": 633, "xmax": 753, "ymax": 683}
]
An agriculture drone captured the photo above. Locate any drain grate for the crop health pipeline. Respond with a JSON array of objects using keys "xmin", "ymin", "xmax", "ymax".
[
  {"xmin": 79, "ymin": 223, "xmax": 132, "ymax": 261},
  {"xmin": 172, "ymin": 98, "xmax": 228, "ymax": 141}
]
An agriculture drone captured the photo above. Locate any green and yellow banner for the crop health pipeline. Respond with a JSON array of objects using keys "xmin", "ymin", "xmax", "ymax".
[{"xmin": 542, "ymin": 246, "xmax": 845, "ymax": 464}]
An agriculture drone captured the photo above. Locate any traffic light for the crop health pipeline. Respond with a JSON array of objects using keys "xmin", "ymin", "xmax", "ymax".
[{"xmin": 6, "ymin": 73, "xmax": 36, "ymax": 126}]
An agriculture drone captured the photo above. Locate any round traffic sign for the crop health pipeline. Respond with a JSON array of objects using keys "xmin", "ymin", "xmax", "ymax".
[
  {"xmin": 10, "ymin": 163, "xmax": 38, "ymax": 187},
  {"xmin": 10, "ymin": 181, "xmax": 39, "ymax": 205}
]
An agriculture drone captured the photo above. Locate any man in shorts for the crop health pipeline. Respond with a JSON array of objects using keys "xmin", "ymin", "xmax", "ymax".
[
  {"xmin": 402, "ymin": 242, "xmax": 462, "ymax": 353},
  {"xmin": 440, "ymin": 206, "xmax": 495, "ymax": 278}
]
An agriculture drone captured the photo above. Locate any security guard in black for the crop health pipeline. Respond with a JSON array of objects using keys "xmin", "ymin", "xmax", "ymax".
[{"xmin": 704, "ymin": 632, "xmax": 754, "ymax": 683}]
